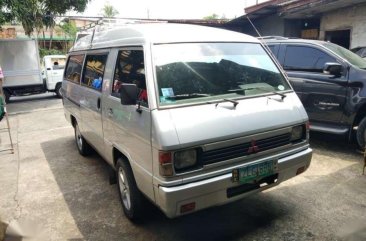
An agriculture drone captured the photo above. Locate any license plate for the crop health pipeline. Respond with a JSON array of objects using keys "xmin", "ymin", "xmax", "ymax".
[{"xmin": 232, "ymin": 160, "xmax": 278, "ymax": 183}]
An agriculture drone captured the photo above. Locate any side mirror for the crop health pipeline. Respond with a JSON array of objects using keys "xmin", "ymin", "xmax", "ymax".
[
  {"xmin": 323, "ymin": 62, "xmax": 343, "ymax": 77},
  {"xmin": 120, "ymin": 83, "xmax": 138, "ymax": 105}
]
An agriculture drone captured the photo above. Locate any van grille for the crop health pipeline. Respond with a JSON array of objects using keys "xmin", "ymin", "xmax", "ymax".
[{"xmin": 201, "ymin": 133, "xmax": 291, "ymax": 165}]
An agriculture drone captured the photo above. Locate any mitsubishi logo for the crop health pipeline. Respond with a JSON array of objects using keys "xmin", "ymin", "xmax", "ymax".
[{"xmin": 247, "ymin": 139, "xmax": 259, "ymax": 154}]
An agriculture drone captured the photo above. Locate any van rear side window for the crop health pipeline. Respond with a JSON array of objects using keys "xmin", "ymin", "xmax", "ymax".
[
  {"xmin": 64, "ymin": 54, "xmax": 85, "ymax": 84},
  {"xmin": 81, "ymin": 53, "xmax": 108, "ymax": 91}
]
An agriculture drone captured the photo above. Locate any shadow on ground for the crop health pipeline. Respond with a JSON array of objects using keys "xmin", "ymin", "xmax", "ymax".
[
  {"xmin": 7, "ymin": 93, "xmax": 61, "ymax": 114},
  {"xmin": 40, "ymin": 134, "xmax": 366, "ymax": 241}
]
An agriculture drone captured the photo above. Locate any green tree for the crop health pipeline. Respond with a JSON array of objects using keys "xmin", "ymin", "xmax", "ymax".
[
  {"xmin": 58, "ymin": 19, "xmax": 77, "ymax": 53},
  {"xmin": 0, "ymin": 0, "xmax": 89, "ymax": 36},
  {"xmin": 203, "ymin": 13, "xmax": 220, "ymax": 20},
  {"xmin": 102, "ymin": 4, "xmax": 119, "ymax": 18}
]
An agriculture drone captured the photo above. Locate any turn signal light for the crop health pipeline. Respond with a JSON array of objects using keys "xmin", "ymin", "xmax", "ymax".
[{"xmin": 159, "ymin": 151, "xmax": 173, "ymax": 176}]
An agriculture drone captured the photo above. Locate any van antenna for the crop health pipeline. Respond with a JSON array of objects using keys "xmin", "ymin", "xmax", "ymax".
[
  {"xmin": 89, "ymin": 19, "xmax": 102, "ymax": 48},
  {"xmin": 245, "ymin": 15, "xmax": 289, "ymax": 79}
]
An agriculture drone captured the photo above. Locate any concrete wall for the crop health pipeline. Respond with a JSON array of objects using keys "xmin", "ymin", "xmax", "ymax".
[{"xmin": 320, "ymin": 3, "xmax": 366, "ymax": 49}]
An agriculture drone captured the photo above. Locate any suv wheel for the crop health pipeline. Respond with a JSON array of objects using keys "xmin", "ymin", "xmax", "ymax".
[{"xmin": 356, "ymin": 117, "xmax": 366, "ymax": 150}]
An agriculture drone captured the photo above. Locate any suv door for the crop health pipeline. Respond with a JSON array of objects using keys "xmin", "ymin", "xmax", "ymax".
[{"xmin": 281, "ymin": 44, "xmax": 348, "ymax": 128}]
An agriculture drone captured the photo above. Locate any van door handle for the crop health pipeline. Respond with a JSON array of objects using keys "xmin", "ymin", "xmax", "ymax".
[
  {"xmin": 108, "ymin": 108, "xmax": 113, "ymax": 116},
  {"xmin": 97, "ymin": 98, "xmax": 101, "ymax": 109}
]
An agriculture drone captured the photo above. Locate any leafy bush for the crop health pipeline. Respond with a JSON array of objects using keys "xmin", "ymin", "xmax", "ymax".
[{"xmin": 39, "ymin": 48, "xmax": 64, "ymax": 59}]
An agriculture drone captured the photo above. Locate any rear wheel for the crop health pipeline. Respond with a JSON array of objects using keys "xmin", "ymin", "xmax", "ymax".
[
  {"xmin": 116, "ymin": 158, "xmax": 144, "ymax": 221},
  {"xmin": 356, "ymin": 116, "xmax": 366, "ymax": 150},
  {"xmin": 55, "ymin": 83, "xmax": 62, "ymax": 98},
  {"xmin": 3, "ymin": 90, "xmax": 10, "ymax": 103},
  {"xmin": 74, "ymin": 123, "xmax": 92, "ymax": 156}
]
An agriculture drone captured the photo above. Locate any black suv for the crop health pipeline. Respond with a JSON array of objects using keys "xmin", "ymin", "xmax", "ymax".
[{"xmin": 263, "ymin": 37, "xmax": 366, "ymax": 149}]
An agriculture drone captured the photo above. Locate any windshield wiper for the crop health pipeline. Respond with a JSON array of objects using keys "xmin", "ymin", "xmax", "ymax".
[
  {"xmin": 165, "ymin": 93, "xmax": 210, "ymax": 100},
  {"xmin": 215, "ymin": 99, "xmax": 239, "ymax": 108},
  {"xmin": 230, "ymin": 87, "xmax": 287, "ymax": 100}
]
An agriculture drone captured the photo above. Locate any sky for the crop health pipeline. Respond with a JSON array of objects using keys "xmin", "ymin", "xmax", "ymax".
[{"xmin": 78, "ymin": 0, "xmax": 270, "ymax": 19}]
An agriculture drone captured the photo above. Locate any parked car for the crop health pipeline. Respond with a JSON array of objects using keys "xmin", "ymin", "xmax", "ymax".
[
  {"xmin": 263, "ymin": 37, "xmax": 366, "ymax": 149},
  {"xmin": 351, "ymin": 46, "xmax": 366, "ymax": 59},
  {"xmin": 63, "ymin": 24, "xmax": 312, "ymax": 221}
]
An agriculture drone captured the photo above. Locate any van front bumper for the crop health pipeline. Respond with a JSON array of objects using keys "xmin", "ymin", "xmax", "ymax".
[{"xmin": 157, "ymin": 147, "xmax": 312, "ymax": 218}]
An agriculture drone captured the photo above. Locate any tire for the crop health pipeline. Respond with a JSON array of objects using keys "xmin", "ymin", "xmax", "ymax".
[
  {"xmin": 356, "ymin": 117, "xmax": 366, "ymax": 151},
  {"xmin": 4, "ymin": 90, "xmax": 10, "ymax": 103},
  {"xmin": 74, "ymin": 123, "xmax": 92, "ymax": 156},
  {"xmin": 116, "ymin": 158, "xmax": 144, "ymax": 221},
  {"xmin": 55, "ymin": 84, "xmax": 62, "ymax": 98}
]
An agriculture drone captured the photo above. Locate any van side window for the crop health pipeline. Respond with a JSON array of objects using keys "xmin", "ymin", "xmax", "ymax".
[
  {"xmin": 112, "ymin": 50, "xmax": 148, "ymax": 106},
  {"xmin": 64, "ymin": 54, "xmax": 85, "ymax": 84},
  {"xmin": 81, "ymin": 53, "xmax": 108, "ymax": 91},
  {"xmin": 284, "ymin": 46, "xmax": 336, "ymax": 72}
]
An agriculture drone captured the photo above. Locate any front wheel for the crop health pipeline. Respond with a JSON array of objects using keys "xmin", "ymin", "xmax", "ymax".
[
  {"xmin": 74, "ymin": 123, "xmax": 92, "ymax": 156},
  {"xmin": 116, "ymin": 158, "xmax": 144, "ymax": 221},
  {"xmin": 356, "ymin": 117, "xmax": 366, "ymax": 150}
]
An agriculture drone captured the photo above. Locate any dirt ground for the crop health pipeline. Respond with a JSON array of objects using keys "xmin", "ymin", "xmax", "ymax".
[{"xmin": 0, "ymin": 94, "xmax": 365, "ymax": 241}]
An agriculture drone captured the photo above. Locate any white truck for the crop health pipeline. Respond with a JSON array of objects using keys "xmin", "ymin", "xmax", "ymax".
[
  {"xmin": 41, "ymin": 55, "xmax": 66, "ymax": 97},
  {"xmin": 0, "ymin": 39, "xmax": 65, "ymax": 102}
]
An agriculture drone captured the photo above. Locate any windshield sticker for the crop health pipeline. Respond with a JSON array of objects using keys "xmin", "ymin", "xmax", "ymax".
[
  {"xmin": 278, "ymin": 85, "xmax": 285, "ymax": 91},
  {"xmin": 161, "ymin": 88, "xmax": 174, "ymax": 97}
]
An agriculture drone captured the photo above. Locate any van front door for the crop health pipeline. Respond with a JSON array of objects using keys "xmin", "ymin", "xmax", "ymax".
[
  {"xmin": 102, "ymin": 48, "xmax": 154, "ymax": 201},
  {"xmin": 79, "ymin": 52, "xmax": 109, "ymax": 156}
]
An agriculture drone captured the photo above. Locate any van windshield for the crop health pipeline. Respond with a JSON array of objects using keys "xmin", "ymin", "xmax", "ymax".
[
  {"xmin": 323, "ymin": 42, "xmax": 366, "ymax": 69},
  {"xmin": 153, "ymin": 43, "xmax": 291, "ymax": 106}
]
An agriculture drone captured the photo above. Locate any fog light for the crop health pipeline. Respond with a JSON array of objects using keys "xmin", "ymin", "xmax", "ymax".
[{"xmin": 180, "ymin": 202, "xmax": 196, "ymax": 214}]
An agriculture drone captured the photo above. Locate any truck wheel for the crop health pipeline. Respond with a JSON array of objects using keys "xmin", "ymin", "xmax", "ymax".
[
  {"xmin": 55, "ymin": 84, "xmax": 62, "ymax": 98},
  {"xmin": 116, "ymin": 158, "xmax": 143, "ymax": 221},
  {"xmin": 356, "ymin": 117, "xmax": 366, "ymax": 150},
  {"xmin": 3, "ymin": 90, "xmax": 10, "ymax": 103},
  {"xmin": 74, "ymin": 123, "xmax": 92, "ymax": 156}
]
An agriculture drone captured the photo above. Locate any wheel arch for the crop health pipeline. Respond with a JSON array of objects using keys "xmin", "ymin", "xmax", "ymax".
[{"xmin": 353, "ymin": 104, "xmax": 366, "ymax": 128}]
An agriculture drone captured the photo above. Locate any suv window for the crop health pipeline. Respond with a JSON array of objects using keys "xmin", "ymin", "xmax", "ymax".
[
  {"xmin": 64, "ymin": 54, "xmax": 85, "ymax": 84},
  {"xmin": 112, "ymin": 49, "xmax": 148, "ymax": 106},
  {"xmin": 81, "ymin": 53, "xmax": 108, "ymax": 91},
  {"xmin": 284, "ymin": 45, "xmax": 336, "ymax": 72}
]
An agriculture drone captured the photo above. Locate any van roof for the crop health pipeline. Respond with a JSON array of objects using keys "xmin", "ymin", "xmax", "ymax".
[{"xmin": 70, "ymin": 23, "xmax": 259, "ymax": 52}]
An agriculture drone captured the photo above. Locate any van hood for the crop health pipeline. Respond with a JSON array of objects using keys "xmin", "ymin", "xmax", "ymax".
[{"xmin": 152, "ymin": 92, "xmax": 308, "ymax": 149}]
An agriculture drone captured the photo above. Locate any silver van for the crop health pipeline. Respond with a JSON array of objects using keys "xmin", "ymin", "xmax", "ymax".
[{"xmin": 62, "ymin": 23, "xmax": 312, "ymax": 221}]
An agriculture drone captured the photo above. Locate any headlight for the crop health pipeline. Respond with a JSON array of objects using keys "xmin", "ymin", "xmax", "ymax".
[
  {"xmin": 174, "ymin": 149, "xmax": 197, "ymax": 170},
  {"xmin": 291, "ymin": 125, "xmax": 304, "ymax": 142}
]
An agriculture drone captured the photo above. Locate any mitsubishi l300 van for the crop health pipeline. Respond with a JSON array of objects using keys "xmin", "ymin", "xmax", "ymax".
[{"xmin": 62, "ymin": 23, "xmax": 312, "ymax": 221}]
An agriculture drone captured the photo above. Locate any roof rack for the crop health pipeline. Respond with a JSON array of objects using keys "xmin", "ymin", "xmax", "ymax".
[
  {"xmin": 75, "ymin": 18, "xmax": 166, "ymax": 42},
  {"xmin": 257, "ymin": 36, "xmax": 289, "ymax": 40}
]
